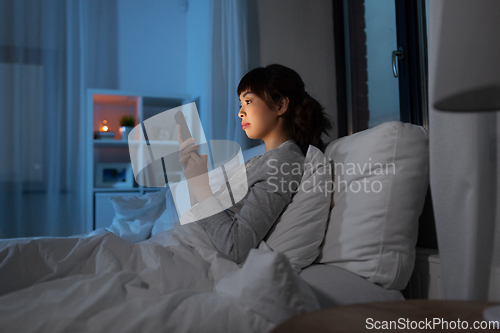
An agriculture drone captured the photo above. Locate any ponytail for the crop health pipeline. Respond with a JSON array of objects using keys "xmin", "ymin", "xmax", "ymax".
[{"xmin": 289, "ymin": 91, "xmax": 334, "ymax": 155}]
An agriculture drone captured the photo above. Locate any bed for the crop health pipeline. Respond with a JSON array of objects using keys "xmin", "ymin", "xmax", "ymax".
[{"xmin": 0, "ymin": 121, "xmax": 429, "ymax": 332}]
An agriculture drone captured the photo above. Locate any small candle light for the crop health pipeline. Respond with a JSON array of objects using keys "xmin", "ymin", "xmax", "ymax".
[
  {"xmin": 101, "ymin": 120, "xmax": 108, "ymax": 132},
  {"xmin": 95, "ymin": 119, "xmax": 115, "ymax": 140}
]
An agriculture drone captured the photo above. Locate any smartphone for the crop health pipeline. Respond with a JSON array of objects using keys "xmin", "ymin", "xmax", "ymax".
[{"xmin": 175, "ymin": 111, "xmax": 200, "ymax": 156}]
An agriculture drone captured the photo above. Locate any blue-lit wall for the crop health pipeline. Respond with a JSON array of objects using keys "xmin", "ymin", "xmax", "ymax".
[
  {"xmin": 113, "ymin": 1, "xmax": 337, "ymax": 142},
  {"xmin": 186, "ymin": 0, "xmax": 210, "ymax": 122},
  {"xmin": 117, "ymin": 0, "xmax": 188, "ymax": 95}
]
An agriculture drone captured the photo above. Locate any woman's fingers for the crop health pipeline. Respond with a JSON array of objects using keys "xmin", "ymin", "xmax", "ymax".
[
  {"xmin": 180, "ymin": 138, "xmax": 195, "ymax": 151},
  {"xmin": 185, "ymin": 144, "xmax": 199, "ymax": 154},
  {"xmin": 179, "ymin": 145, "xmax": 199, "ymax": 160},
  {"xmin": 177, "ymin": 124, "xmax": 197, "ymax": 167},
  {"xmin": 189, "ymin": 152, "xmax": 200, "ymax": 163},
  {"xmin": 180, "ymin": 147, "xmax": 199, "ymax": 168},
  {"xmin": 179, "ymin": 154, "xmax": 190, "ymax": 165},
  {"xmin": 180, "ymin": 147, "xmax": 197, "ymax": 162},
  {"xmin": 189, "ymin": 152, "xmax": 207, "ymax": 164},
  {"xmin": 184, "ymin": 152, "xmax": 201, "ymax": 167}
]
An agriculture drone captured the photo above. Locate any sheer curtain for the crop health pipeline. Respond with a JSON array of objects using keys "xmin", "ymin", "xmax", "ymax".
[
  {"xmin": 203, "ymin": 0, "xmax": 254, "ymax": 152},
  {"xmin": 428, "ymin": 0, "xmax": 500, "ymax": 301},
  {"xmin": 0, "ymin": 0, "xmax": 118, "ymax": 238}
]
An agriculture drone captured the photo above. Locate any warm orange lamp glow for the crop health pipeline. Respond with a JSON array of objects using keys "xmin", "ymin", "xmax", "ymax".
[{"xmin": 101, "ymin": 120, "xmax": 108, "ymax": 132}]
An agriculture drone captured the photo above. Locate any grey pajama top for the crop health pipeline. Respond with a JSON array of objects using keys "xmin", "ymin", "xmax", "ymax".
[{"xmin": 196, "ymin": 139, "xmax": 305, "ymax": 264}]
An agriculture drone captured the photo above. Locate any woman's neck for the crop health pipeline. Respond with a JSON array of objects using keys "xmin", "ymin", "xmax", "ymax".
[
  {"xmin": 264, "ymin": 135, "xmax": 293, "ymax": 152},
  {"xmin": 262, "ymin": 117, "xmax": 292, "ymax": 152}
]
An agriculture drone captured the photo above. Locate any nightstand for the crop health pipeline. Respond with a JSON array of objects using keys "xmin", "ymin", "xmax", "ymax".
[{"xmin": 272, "ymin": 300, "xmax": 500, "ymax": 332}]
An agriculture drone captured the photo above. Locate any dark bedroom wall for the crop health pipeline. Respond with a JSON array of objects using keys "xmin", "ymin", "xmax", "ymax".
[{"xmin": 247, "ymin": 0, "xmax": 339, "ymax": 142}]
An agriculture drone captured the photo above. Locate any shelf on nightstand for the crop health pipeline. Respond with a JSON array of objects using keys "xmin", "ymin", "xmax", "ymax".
[
  {"xmin": 87, "ymin": 89, "xmax": 194, "ymax": 233},
  {"xmin": 93, "ymin": 139, "xmax": 180, "ymax": 147},
  {"xmin": 93, "ymin": 187, "xmax": 140, "ymax": 192}
]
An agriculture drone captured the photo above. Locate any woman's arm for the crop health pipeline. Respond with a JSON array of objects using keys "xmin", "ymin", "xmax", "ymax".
[
  {"xmin": 196, "ymin": 150, "xmax": 304, "ymax": 264},
  {"xmin": 176, "ymin": 124, "xmax": 204, "ymax": 207},
  {"xmin": 187, "ymin": 184, "xmax": 199, "ymax": 207}
]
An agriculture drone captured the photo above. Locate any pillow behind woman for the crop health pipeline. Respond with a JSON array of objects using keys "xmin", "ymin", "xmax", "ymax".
[{"xmin": 263, "ymin": 145, "xmax": 333, "ymax": 272}]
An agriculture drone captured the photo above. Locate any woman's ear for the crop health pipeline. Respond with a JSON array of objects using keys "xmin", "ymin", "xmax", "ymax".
[{"xmin": 277, "ymin": 97, "xmax": 289, "ymax": 116}]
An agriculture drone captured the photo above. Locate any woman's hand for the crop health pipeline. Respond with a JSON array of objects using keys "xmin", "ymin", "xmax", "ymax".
[
  {"xmin": 185, "ymin": 152, "xmax": 214, "ymax": 202},
  {"xmin": 177, "ymin": 124, "xmax": 199, "ymax": 169},
  {"xmin": 183, "ymin": 151, "xmax": 208, "ymax": 182},
  {"xmin": 176, "ymin": 124, "xmax": 213, "ymax": 202}
]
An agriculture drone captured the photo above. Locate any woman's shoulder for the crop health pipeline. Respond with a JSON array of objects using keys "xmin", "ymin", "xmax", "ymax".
[
  {"xmin": 255, "ymin": 140, "xmax": 305, "ymax": 174},
  {"xmin": 264, "ymin": 140, "xmax": 304, "ymax": 162},
  {"xmin": 245, "ymin": 155, "xmax": 261, "ymax": 169}
]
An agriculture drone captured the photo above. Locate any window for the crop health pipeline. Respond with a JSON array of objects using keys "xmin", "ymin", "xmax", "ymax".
[{"xmin": 334, "ymin": 0, "xmax": 429, "ymax": 136}]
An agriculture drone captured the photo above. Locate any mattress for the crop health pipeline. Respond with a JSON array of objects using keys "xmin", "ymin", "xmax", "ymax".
[{"xmin": 299, "ymin": 264, "xmax": 404, "ymax": 309}]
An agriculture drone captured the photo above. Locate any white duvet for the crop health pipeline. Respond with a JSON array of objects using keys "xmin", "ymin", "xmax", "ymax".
[{"xmin": 0, "ymin": 221, "xmax": 319, "ymax": 333}]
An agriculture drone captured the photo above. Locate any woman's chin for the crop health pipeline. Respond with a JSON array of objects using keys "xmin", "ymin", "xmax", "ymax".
[
  {"xmin": 245, "ymin": 132, "xmax": 257, "ymax": 139},
  {"xmin": 243, "ymin": 129, "xmax": 253, "ymax": 139}
]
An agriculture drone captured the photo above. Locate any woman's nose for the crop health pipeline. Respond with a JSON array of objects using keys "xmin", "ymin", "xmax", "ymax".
[{"xmin": 238, "ymin": 109, "xmax": 244, "ymax": 118}]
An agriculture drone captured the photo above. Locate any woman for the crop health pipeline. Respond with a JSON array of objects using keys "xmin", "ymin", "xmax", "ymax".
[{"xmin": 177, "ymin": 64, "xmax": 333, "ymax": 264}]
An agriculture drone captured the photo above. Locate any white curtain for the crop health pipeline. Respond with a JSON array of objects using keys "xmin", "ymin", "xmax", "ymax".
[
  {"xmin": 203, "ymin": 0, "xmax": 254, "ymax": 152},
  {"xmin": 0, "ymin": 0, "xmax": 118, "ymax": 238},
  {"xmin": 428, "ymin": 0, "xmax": 500, "ymax": 301}
]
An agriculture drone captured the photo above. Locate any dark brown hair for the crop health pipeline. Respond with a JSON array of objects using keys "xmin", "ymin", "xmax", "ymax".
[{"xmin": 237, "ymin": 64, "xmax": 334, "ymax": 155}]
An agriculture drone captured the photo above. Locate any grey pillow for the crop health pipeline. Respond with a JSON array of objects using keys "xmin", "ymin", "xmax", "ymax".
[
  {"xmin": 264, "ymin": 145, "xmax": 332, "ymax": 272},
  {"xmin": 317, "ymin": 121, "xmax": 429, "ymax": 290}
]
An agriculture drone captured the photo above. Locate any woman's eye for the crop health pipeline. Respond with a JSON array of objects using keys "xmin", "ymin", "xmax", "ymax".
[{"xmin": 245, "ymin": 100, "xmax": 251, "ymax": 105}]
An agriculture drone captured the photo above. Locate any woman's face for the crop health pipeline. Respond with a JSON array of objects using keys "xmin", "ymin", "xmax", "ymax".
[{"xmin": 238, "ymin": 90, "xmax": 279, "ymax": 140}]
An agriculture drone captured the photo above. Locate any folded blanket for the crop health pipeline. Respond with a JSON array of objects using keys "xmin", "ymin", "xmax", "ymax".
[{"xmin": 0, "ymin": 222, "xmax": 319, "ymax": 333}]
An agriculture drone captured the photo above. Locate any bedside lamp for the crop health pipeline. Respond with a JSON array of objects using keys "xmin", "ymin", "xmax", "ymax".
[{"xmin": 432, "ymin": 0, "xmax": 500, "ymax": 322}]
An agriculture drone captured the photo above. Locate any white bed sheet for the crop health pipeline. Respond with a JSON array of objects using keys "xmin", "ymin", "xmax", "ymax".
[{"xmin": 0, "ymin": 222, "xmax": 319, "ymax": 333}]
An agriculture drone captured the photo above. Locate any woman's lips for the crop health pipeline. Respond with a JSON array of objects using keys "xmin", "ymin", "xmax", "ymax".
[{"xmin": 242, "ymin": 123, "xmax": 250, "ymax": 130}]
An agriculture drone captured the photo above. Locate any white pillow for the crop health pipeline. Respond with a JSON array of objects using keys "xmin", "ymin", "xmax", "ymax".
[
  {"xmin": 264, "ymin": 145, "xmax": 332, "ymax": 272},
  {"xmin": 107, "ymin": 188, "xmax": 168, "ymax": 243},
  {"xmin": 150, "ymin": 186, "xmax": 181, "ymax": 236},
  {"xmin": 317, "ymin": 121, "xmax": 429, "ymax": 290},
  {"xmin": 215, "ymin": 248, "xmax": 320, "ymax": 325}
]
